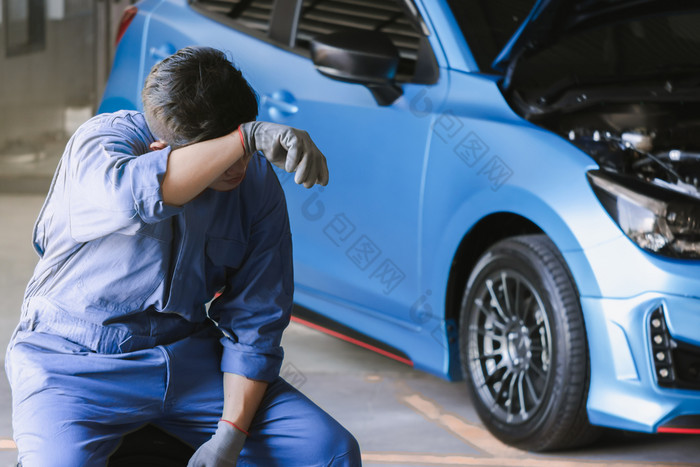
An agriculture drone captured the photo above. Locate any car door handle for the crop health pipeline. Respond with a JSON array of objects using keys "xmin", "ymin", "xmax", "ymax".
[{"xmin": 261, "ymin": 90, "xmax": 299, "ymax": 119}]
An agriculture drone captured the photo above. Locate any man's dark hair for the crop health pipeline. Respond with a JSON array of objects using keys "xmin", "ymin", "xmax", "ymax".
[{"xmin": 142, "ymin": 46, "xmax": 258, "ymax": 148}]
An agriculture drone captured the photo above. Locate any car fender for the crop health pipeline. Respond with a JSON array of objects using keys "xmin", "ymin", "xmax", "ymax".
[{"xmin": 434, "ymin": 185, "xmax": 613, "ymax": 300}]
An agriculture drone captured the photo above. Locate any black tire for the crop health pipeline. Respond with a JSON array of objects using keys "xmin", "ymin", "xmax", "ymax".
[{"xmin": 459, "ymin": 234, "xmax": 599, "ymax": 451}]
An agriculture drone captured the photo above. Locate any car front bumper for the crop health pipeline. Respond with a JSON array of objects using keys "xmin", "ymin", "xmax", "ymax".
[
  {"xmin": 582, "ymin": 293, "xmax": 700, "ymax": 432},
  {"xmin": 580, "ymin": 293, "xmax": 700, "ymax": 432},
  {"xmin": 560, "ymin": 233, "xmax": 700, "ymax": 433}
]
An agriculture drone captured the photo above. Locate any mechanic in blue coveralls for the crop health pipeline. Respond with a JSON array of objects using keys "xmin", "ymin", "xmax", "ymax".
[{"xmin": 5, "ymin": 46, "xmax": 361, "ymax": 466}]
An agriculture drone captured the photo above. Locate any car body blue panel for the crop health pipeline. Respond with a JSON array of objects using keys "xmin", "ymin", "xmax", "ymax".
[
  {"xmin": 100, "ymin": 0, "xmax": 700, "ymax": 434},
  {"xmin": 582, "ymin": 294, "xmax": 700, "ymax": 431}
]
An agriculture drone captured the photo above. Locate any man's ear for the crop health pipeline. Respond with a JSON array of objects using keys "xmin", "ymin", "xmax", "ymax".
[{"xmin": 150, "ymin": 140, "xmax": 168, "ymax": 151}]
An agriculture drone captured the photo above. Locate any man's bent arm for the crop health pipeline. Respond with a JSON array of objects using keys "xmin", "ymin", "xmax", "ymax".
[
  {"xmin": 222, "ymin": 373, "xmax": 268, "ymax": 432},
  {"xmin": 161, "ymin": 130, "xmax": 245, "ymax": 206}
]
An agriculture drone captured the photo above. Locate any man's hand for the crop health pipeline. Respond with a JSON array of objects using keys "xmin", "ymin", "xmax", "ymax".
[
  {"xmin": 238, "ymin": 121, "xmax": 329, "ymax": 188},
  {"xmin": 187, "ymin": 420, "xmax": 247, "ymax": 467}
]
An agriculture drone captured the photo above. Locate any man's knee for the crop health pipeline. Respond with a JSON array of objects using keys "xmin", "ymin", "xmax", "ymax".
[
  {"xmin": 14, "ymin": 416, "xmax": 123, "ymax": 467},
  {"xmin": 249, "ymin": 378, "xmax": 362, "ymax": 466},
  {"xmin": 328, "ymin": 427, "xmax": 361, "ymax": 466},
  {"xmin": 17, "ymin": 441, "xmax": 109, "ymax": 467},
  {"xmin": 313, "ymin": 411, "xmax": 361, "ymax": 466}
]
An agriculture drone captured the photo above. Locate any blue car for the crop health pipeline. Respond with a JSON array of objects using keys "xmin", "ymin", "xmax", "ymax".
[{"xmin": 100, "ymin": 0, "xmax": 700, "ymax": 451}]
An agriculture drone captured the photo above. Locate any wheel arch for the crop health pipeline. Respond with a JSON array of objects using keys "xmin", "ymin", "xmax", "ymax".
[{"xmin": 444, "ymin": 212, "xmax": 543, "ymax": 330}]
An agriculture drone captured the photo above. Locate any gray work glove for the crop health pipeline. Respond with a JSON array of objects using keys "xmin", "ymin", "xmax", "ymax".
[
  {"xmin": 187, "ymin": 420, "xmax": 247, "ymax": 467},
  {"xmin": 238, "ymin": 121, "xmax": 329, "ymax": 188}
]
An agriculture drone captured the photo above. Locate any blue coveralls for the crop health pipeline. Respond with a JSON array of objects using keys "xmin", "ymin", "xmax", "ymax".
[{"xmin": 5, "ymin": 111, "xmax": 361, "ymax": 466}]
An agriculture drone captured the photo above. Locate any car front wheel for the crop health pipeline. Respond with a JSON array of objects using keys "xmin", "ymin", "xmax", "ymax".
[{"xmin": 459, "ymin": 234, "xmax": 598, "ymax": 451}]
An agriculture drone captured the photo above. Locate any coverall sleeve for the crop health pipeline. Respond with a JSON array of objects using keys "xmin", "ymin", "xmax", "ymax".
[
  {"xmin": 66, "ymin": 115, "xmax": 182, "ymax": 242},
  {"xmin": 209, "ymin": 181, "xmax": 294, "ymax": 383}
]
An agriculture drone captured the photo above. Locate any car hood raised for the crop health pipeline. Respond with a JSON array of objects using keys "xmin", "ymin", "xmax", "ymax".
[{"xmin": 492, "ymin": 0, "xmax": 699, "ymax": 77}]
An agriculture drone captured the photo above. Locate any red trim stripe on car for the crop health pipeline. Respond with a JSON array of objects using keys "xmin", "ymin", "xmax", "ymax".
[{"xmin": 290, "ymin": 315, "xmax": 413, "ymax": 366}]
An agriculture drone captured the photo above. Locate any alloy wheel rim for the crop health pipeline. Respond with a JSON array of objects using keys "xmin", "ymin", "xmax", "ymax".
[{"xmin": 467, "ymin": 269, "xmax": 553, "ymax": 424}]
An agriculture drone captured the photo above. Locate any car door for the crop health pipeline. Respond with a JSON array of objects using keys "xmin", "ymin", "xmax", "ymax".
[
  {"xmin": 146, "ymin": 0, "xmax": 448, "ymax": 326},
  {"xmin": 259, "ymin": 0, "xmax": 448, "ymax": 325}
]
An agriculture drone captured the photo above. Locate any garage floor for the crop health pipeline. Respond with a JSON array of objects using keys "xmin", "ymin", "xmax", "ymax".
[{"xmin": 0, "ymin": 194, "xmax": 698, "ymax": 467}]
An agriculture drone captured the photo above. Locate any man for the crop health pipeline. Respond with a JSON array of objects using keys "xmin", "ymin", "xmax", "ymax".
[{"xmin": 5, "ymin": 46, "xmax": 361, "ymax": 466}]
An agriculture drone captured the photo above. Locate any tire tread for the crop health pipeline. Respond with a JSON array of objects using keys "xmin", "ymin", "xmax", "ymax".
[
  {"xmin": 511, "ymin": 235, "xmax": 599, "ymax": 451},
  {"xmin": 460, "ymin": 234, "xmax": 600, "ymax": 452}
]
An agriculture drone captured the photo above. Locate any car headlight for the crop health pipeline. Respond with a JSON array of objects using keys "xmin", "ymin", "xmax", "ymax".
[{"xmin": 587, "ymin": 170, "xmax": 700, "ymax": 259}]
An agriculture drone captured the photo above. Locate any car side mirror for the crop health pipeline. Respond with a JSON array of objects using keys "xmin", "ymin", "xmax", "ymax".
[{"xmin": 310, "ymin": 29, "xmax": 403, "ymax": 106}]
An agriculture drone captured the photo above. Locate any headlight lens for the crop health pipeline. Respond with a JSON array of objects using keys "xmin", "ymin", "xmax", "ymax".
[{"xmin": 587, "ymin": 170, "xmax": 700, "ymax": 259}]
